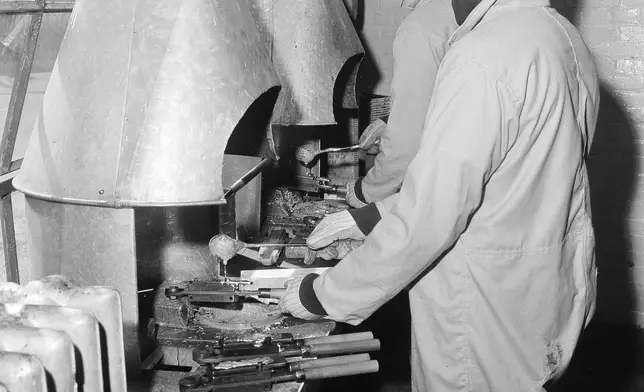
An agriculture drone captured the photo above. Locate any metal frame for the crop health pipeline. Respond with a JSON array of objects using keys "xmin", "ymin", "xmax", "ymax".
[{"xmin": 0, "ymin": 0, "xmax": 74, "ymax": 283}]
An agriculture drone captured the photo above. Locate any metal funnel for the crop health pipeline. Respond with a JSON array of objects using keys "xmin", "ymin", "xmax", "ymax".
[
  {"xmin": 249, "ymin": 0, "xmax": 364, "ymax": 126},
  {"xmin": 13, "ymin": 0, "xmax": 281, "ymax": 208}
]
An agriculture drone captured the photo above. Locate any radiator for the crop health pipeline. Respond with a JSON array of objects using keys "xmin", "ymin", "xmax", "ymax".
[
  {"xmin": 0, "ymin": 275, "xmax": 127, "ymax": 392},
  {"xmin": 0, "ymin": 352, "xmax": 47, "ymax": 391}
]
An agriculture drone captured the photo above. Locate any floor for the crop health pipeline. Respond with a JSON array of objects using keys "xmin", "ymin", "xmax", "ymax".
[{"xmin": 317, "ymin": 293, "xmax": 644, "ymax": 392}]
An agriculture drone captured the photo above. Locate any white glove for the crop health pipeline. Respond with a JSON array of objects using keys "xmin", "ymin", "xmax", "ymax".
[
  {"xmin": 307, "ymin": 210, "xmax": 366, "ymax": 250},
  {"xmin": 279, "ymin": 274, "xmax": 324, "ymax": 321},
  {"xmin": 359, "ymin": 118, "xmax": 386, "ymax": 155},
  {"xmin": 345, "ymin": 179, "xmax": 368, "ymax": 208},
  {"xmin": 313, "ymin": 239, "xmax": 364, "ymax": 260}
]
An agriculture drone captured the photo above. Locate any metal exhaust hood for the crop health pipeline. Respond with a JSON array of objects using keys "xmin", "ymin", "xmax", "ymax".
[
  {"xmin": 249, "ymin": 0, "xmax": 365, "ymax": 126},
  {"xmin": 13, "ymin": 0, "xmax": 281, "ymax": 208}
]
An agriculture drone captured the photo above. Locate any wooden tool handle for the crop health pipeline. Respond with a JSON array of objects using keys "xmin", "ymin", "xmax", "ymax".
[
  {"xmin": 306, "ymin": 332, "xmax": 373, "ymax": 345},
  {"xmin": 308, "ymin": 339, "xmax": 380, "ymax": 356},
  {"xmin": 291, "ymin": 354, "xmax": 370, "ymax": 371},
  {"xmin": 258, "ymin": 288, "xmax": 285, "ymax": 299},
  {"xmin": 304, "ymin": 360, "xmax": 379, "ymax": 380}
]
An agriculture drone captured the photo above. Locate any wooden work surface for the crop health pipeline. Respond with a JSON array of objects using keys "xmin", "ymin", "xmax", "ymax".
[{"xmin": 130, "ymin": 318, "xmax": 337, "ymax": 392}]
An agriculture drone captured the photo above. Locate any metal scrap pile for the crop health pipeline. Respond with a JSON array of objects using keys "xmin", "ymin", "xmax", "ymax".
[{"xmin": 269, "ymin": 187, "xmax": 348, "ymax": 220}]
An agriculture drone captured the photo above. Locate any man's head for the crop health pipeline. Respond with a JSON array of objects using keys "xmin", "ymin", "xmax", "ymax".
[{"xmin": 451, "ymin": 0, "xmax": 482, "ymax": 25}]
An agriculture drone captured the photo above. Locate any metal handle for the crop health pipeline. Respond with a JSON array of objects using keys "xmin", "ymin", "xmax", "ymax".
[
  {"xmin": 224, "ymin": 158, "xmax": 274, "ymax": 198},
  {"xmin": 290, "ymin": 354, "xmax": 370, "ymax": 371},
  {"xmin": 305, "ymin": 332, "xmax": 373, "ymax": 345},
  {"xmin": 318, "ymin": 145, "xmax": 360, "ymax": 154},
  {"xmin": 307, "ymin": 339, "xmax": 380, "ymax": 356},
  {"xmin": 303, "ymin": 360, "xmax": 379, "ymax": 380},
  {"xmin": 257, "ymin": 288, "xmax": 286, "ymax": 299},
  {"xmin": 243, "ymin": 242, "xmax": 310, "ymax": 249}
]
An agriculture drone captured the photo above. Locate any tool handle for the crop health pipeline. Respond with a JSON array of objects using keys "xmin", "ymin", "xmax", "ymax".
[
  {"xmin": 257, "ymin": 288, "xmax": 286, "ymax": 299},
  {"xmin": 319, "ymin": 145, "xmax": 360, "ymax": 154},
  {"xmin": 224, "ymin": 158, "xmax": 273, "ymax": 197},
  {"xmin": 308, "ymin": 339, "xmax": 380, "ymax": 356},
  {"xmin": 244, "ymin": 243, "xmax": 309, "ymax": 248},
  {"xmin": 305, "ymin": 332, "xmax": 373, "ymax": 345},
  {"xmin": 291, "ymin": 354, "xmax": 370, "ymax": 371},
  {"xmin": 303, "ymin": 360, "xmax": 379, "ymax": 380}
]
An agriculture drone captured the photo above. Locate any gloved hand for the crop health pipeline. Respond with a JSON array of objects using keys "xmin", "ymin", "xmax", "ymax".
[
  {"xmin": 345, "ymin": 179, "xmax": 368, "ymax": 208},
  {"xmin": 311, "ymin": 239, "xmax": 364, "ymax": 260},
  {"xmin": 307, "ymin": 210, "xmax": 366, "ymax": 250},
  {"xmin": 279, "ymin": 274, "xmax": 326, "ymax": 320},
  {"xmin": 358, "ymin": 118, "xmax": 387, "ymax": 155}
]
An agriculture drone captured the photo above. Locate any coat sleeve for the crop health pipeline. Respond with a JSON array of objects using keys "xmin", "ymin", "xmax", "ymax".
[
  {"xmin": 359, "ymin": 28, "xmax": 447, "ymax": 202},
  {"xmin": 313, "ymin": 61, "xmax": 520, "ymax": 325},
  {"xmin": 375, "ymin": 193, "xmax": 400, "ymax": 217}
]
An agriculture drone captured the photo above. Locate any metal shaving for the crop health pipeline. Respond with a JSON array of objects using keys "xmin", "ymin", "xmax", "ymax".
[
  {"xmin": 290, "ymin": 200, "xmax": 348, "ymax": 219},
  {"xmin": 214, "ymin": 356, "xmax": 274, "ymax": 370},
  {"xmin": 269, "ymin": 187, "xmax": 305, "ymax": 218},
  {"xmin": 269, "ymin": 187, "xmax": 303, "ymax": 210},
  {"xmin": 194, "ymin": 303, "xmax": 283, "ymax": 329}
]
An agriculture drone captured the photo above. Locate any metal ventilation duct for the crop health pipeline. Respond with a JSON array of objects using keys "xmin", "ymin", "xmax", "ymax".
[
  {"xmin": 249, "ymin": 0, "xmax": 365, "ymax": 126},
  {"xmin": 13, "ymin": 0, "xmax": 281, "ymax": 208}
]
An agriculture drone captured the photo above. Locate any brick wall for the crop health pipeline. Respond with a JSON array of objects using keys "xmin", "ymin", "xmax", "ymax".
[{"xmin": 357, "ymin": 0, "xmax": 644, "ymax": 327}]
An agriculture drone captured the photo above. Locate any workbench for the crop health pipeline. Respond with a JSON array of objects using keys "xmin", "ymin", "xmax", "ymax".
[{"xmin": 130, "ymin": 317, "xmax": 337, "ymax": 391}]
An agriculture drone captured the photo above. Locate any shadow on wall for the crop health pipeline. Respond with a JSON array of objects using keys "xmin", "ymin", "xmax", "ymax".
[
  {"xmin": 549, "ymin": 1, "xmax": 642, "ymax": 391},
  {"xmin": 352, "ymin": 0, "xmax": 383, "ymax": 94},
  {"xmin": 551, "ymin": 0, "xmax": 637, "ymax": 331}
]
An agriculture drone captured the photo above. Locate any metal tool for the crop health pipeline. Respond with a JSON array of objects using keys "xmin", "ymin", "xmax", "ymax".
[
  {"xmin": 295, "ymin": 117, "xmax": 385, "ymax": 166},
  {"xmin": 224, "ymin": 158, "xmax": 274, "ymax": 198},
  {"xmin": 180, "ymin": 332, "xmax": 380, "ymax": 391},
  {"xmin": 179, "ymin": 358, "xmax": 379, "ymax": 391},
  {"xmin": 193, "ymin": 332, "xmax": 380, "ymax": 364},
  {"xmin": 209, "ymin": 234, "xmax": 309, "ymax": 262},
  {"xmin": 165, "ymin": 281, "xmax": 285, "ymax": 304},
  {"xmin": 240, "ymin": 268, "xmax": 331, "ymax": 290},
  {"xmin": 209, "ymin": 353, "xmax": 371, "ymax": 377},
  {"xmin": 295, "ymin": 175, "xmax": 347, "ymax": 195},
  {"xmin": 295, "ymin": 144, "xmax": 360, "ymax": 166},
  {"xmin": 243, "ymin": 242, "xmax": 309, "ymax": 249}
]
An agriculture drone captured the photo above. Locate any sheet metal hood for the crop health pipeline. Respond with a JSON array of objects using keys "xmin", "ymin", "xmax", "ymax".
[
  {"xmin": 13, "ymin": 0, "xmax": 281, "ymax": 207},
  {"xmin": 249, "ymin": 0, "xmax": 365, "ymax": 126}
]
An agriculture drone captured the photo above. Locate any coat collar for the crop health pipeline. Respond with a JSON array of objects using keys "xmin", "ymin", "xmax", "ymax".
[{"xmin": 449, "ymin": 0, "xmax": 551, "ymax": 45}]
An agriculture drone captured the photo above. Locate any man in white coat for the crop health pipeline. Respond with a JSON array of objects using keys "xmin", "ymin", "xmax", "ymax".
[
  {"xmin": 281, "ymin": 0, "xmax": 600, "ymax": 391},
  {"xmin": 344, "ymin": 0, "xmax": 457, "ymax": 209}
]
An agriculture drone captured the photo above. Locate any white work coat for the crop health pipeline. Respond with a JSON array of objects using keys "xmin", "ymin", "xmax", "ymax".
[
  {"xmin": 360, "ymin": 0, "xmax": 457, "ymax": 202},
  {"xmin": 314, "ymin": 0, "xmax": 600, "ymax": 391}
]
